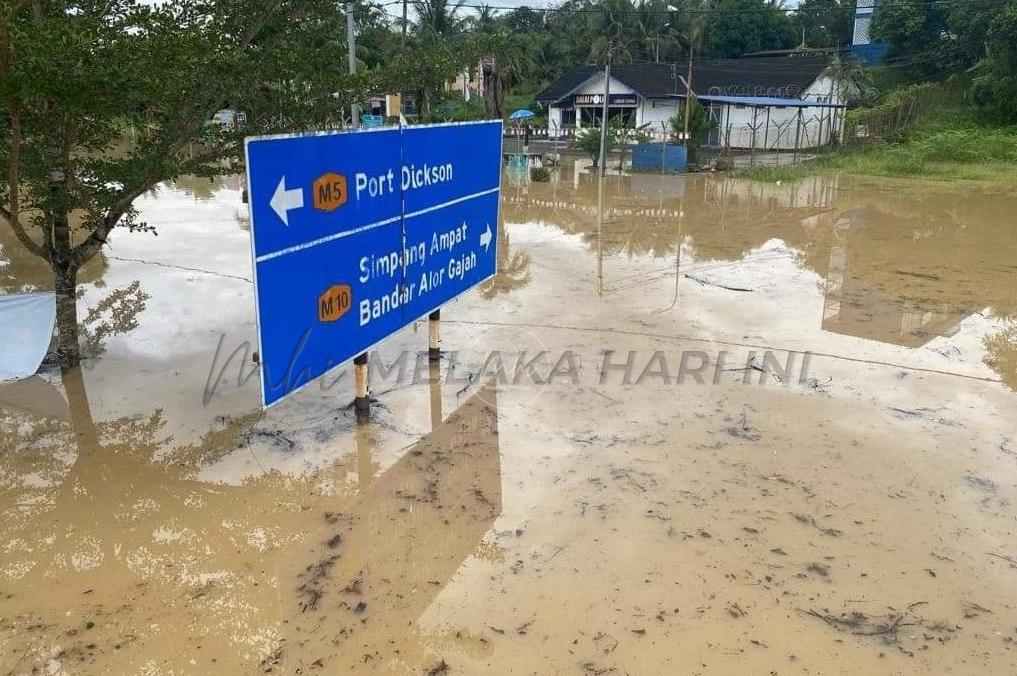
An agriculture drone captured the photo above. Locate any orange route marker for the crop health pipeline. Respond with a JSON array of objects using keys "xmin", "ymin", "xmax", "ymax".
[
  {"xmin": 313, "ymin": 172, "xmax": 348, "ymax": 212},
  {"xmin": 318, "ymin": 284, "xmax": 352, "ymax": 322}
]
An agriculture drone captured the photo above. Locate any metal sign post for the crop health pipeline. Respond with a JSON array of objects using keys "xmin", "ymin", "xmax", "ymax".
[
  {"xmin": 428, "ymin": 308, "xmax": 441, "ymax": 362},
  {"xmin": 244, "ymin": 120, "xmax": 503, "ymax": 410}
]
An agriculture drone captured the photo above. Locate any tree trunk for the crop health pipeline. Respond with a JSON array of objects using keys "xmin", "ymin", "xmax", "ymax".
[
  {"xmin": 48, "ymin": 171, "xmax": 82, "ymax": 371},
  {"xmin": 493, "ymin": 71, "xmax": 505, "ymax": 119},
  {"xmin": 54, "ymin": 263, "xmax": 81, "ymax": 371},
  {"xmin": 483, "ymin": 69, "xmax": 497, "ymax": 118}
]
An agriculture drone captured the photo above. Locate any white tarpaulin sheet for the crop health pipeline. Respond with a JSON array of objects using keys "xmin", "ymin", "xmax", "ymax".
[{"xmin": 0, "ymin": 292, "xmax": 56, "ymax": 381}]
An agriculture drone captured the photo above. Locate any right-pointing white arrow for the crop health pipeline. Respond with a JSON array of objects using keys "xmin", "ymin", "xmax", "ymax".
[
  {"xmin": 480, "ymin": 223, "xmax": 493, "ymax": 252},
  {"xmin": 269, "ymin": 176, "xmax": 304, "ymax": 226}
]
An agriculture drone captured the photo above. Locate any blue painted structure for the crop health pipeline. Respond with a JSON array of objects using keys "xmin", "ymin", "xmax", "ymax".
[
  {"xmin": 852, "ymin": 0, "xmax": 887, "ymax": 65},
  {"xmin": 851, "ymin": 42, "xmax": 887, "ymax": 65},
  {"xmin": 245, "ymin": 121, "xmax": 502, "ymax": 407},
  {"xmin": 632, "ymin": 143, "xmax": 688, "ymax": 173}
]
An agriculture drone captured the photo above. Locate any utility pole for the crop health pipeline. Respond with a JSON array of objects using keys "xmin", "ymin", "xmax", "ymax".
[
  {"xmin": 401, "ymin": 0, "xmax": 408, "ymax": 51},
  {"xmin": 598, "ymin": 46, "xmax": 611, "ymax": 177},
  {"xmin": 347, "ymin": 7, "xmax": 359, "ymax": 128},
  {"xmin": 682, "ymin": 43, "xmax": 694, "ymax": 145}
]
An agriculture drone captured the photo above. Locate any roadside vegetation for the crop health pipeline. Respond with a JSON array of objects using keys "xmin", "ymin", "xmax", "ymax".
[
  {"xmin": 738, "ymin": 81, "xmax": 1017, "ymax": 186},
  {"xmin": 737, "ymin": 0, "xmax": 1017, "ymax": 185},
  {"xmin": 3, "ymin": 0, "xmax": 1017, "ymax": 370}
]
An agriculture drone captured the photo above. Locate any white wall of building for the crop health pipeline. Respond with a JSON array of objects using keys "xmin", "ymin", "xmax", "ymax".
[
  {"xmin": 545, "ymin": 67, "xmax": 846, "ymax": 149},
  {"xmin": 548, "ymin": 106, "xmax": 563, "ymax": 134},
  {"xmin": 714, "ymin": 103, "xmax": 842, "ymax": 149},
  {"xmin": 637, "ymin": 98, "xmax": 679, "ymax": 132},
  {"xmin": 574, "ymin": 73, "xmax": 635, "ymax": 97}
]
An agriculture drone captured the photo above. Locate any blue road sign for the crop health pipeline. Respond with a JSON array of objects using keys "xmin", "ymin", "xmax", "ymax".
[{"xmin": 245, "ymin": 121, "xmax": 502, "ymax": 407}]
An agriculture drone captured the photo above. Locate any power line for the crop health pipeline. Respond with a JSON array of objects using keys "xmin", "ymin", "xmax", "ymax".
[{"xmin": 376, "ymin": 0, "xmax": 984, "ymax": 17}]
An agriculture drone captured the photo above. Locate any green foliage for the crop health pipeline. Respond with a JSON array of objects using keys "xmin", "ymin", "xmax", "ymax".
[
  {"xmin": 530, "ymin": 166, "xmax": 551, "ymax": 181},
  {"xmin": 576, "ymin": 118, "xmax": 626, "ymax": 166},
  {"xmin": 1, "ymin": 0, "xmax": 368, "ymax": 261},
  {"xmin": 0, "ymin": 0, "xmax": 485, "ymax": 367},
  {"xmin": 847, "ymin": 82, "xmax": 940, "ymax": 142},
  {"xmin": 871, "ymin": 0, "xmax": 957, "ymax": 75},
  {"xmin": 795, "ymin": 0, "xmax": 854, "ymax": 48},
  {"xmin": 966, "ymin": 0, "xmax": 1017, "ymax": 122},
  {"xmin": 970, "ymin": 74, "xmax": 1017, "ymax": 123},
  {"xmin": 578, "ymin": 126, "xmax": 611, "ymax": 166},
  {"xmin": 414, "ymin": 0, "xmax": 467, "ymax": 40},
  {"xmin": 704, "ymin": 0, "xmax": 797, "ymax": 58},
  {"xmin": 871, "ymin": 0, "xmax": 1017, "ymax": 121},
  {"xmin": 669, "ymin": 96, "xmax": 715, "ymax": 162},
  {"xmin": 733, "ymin": 165, "xmax": 814, "ymax": 182},
  {"xmin": 739, "ymin": 124, "xmax": 1017, "ymax": 184}
]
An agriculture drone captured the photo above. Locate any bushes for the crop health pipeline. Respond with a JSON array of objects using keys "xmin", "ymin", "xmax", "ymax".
[
  {"xmin": 530, "ymin": 166, "xmax": 551, "ymax": 181},
  {"xmin": 668, "ymin": 96, "xmax": 715, "ymax": 163},
  {"xmin": 577, "ymin": 124, "xmax": 619, "ymax": 167},
  {"xmin": 847, "ymin": 82, "xmax": 941, "ymax": 144},
  {"xmin": 970, "ymin": 73, "xmax": 1017, "ymax": 124},
  {"xmin": 870, "ymin": 127, "xmax": 1017, "ymax": 169},
  {"xmin": 739, "ymin": 125, "xmax": 1017, "ymax": 183}
]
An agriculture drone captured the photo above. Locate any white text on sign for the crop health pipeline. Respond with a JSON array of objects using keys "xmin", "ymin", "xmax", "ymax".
[{"xmin": 354, "ymin": 162, "xmax": 455, "ymax": 202}]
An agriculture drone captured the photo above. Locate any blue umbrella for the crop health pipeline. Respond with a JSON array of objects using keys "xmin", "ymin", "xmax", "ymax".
[{"xmin": 509, "ymin": 109, "xmax": 535, "ymax": 120}]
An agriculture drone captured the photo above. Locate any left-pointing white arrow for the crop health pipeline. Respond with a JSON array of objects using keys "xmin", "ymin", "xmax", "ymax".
[{"xmin": 269, "ymin": 176, "xmax": 304, "ymax": 226}]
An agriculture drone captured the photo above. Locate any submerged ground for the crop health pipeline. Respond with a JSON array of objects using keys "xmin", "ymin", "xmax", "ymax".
[{"xmin": 1, "ymin": 163, "xmax": 1016, "ymax": 674}]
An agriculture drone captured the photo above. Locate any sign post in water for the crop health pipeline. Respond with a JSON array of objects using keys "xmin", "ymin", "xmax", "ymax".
[{"xmin": 245, "ymin": 121, "xmax": 502, "ymax": 408}]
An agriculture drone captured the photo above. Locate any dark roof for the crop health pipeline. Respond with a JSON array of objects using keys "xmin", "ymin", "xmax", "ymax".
[{"xmin": 535, "ymin": 55, "xmax": 830, "ymax": 103}]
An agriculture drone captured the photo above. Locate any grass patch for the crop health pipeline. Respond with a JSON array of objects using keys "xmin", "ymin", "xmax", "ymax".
[
  {"xmin": 738, "ymin": 83, "xmax": 1017, "ymax": 186},
  {"xmin": 737, "ymin": 125, "xmax": 1017, "ymax": 186},
  {"xmin": 732, "ymin": 164, "xmax": 815, "ymax": 182}
]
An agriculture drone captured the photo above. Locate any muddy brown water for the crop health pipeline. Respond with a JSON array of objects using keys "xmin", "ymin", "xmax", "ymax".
[{"xmin": 1, "ymin": 164, "xmax": 1016, "ymax": 674}]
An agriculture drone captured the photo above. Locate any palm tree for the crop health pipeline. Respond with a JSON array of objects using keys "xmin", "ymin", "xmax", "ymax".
[
  {"xmin": 637, "ymin": 0, "xmax": 687, "ymax": 62},
  {"xmin": 480, "ymin": 227, "xmax": 532, "ymax": 298},
  {"xmin": 413, "ymin": 0, "xmax": 466, "ymax": 40},
  {"xmin": 468, "ymin": 3, "xmax": 500, "ymax": 33},
  {"xmin": 483, "ymin": 32, "xmax": 534, "ymax": 118},
  {"xmin": 588, "ymin": 0, "xmax": 640, "ymax": 63}
]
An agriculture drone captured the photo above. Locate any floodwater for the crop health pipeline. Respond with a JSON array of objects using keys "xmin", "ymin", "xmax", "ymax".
[{"xmin": 1, "ymin": 162, "xmax": 1016, "ymax": 675}]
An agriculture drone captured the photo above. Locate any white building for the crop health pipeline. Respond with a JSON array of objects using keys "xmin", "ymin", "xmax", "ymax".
[{"xmin": 535, "ymin": 53, "xmax": 849, "ymax": 151}]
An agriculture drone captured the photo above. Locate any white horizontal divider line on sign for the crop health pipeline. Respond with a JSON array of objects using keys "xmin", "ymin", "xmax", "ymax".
[
  {"xmin": 403, "ymin": 186, "xmax": 500, "ymax": 222},
  {"xmin": 255, "ymin": 215, "xmax": 402, "ymax": 263},
  {"xmin": 255, "ymin": 186, "xmax": 500, "ymax": 264}
]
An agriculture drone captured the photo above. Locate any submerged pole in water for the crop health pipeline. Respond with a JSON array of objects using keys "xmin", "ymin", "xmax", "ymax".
[
  {"xmin": 354, "ymin": 352, "xmax": 369, "ymax": 421},
  {"xmin": 598, "ymin": 49, "xmax": 611, "ymax": 177},
  {"xmin": 428, "ymin": 309, "xmax": 441, "ymax": 362}
]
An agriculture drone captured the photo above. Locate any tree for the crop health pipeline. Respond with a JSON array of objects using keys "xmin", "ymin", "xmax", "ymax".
[
  {"xmin": 577, "ymin": 120, "xmax": 624, "ymax": 167},
  {"xmin": 870, "ymin": 0, "xmax": 1017, "ymax": 121},
  {"xmin": 951, "ymin": 0, "xmax": 1017, "ymax": 121},
  {"xmin": 637, "ymin": 0, "xmax": 685, "ymax": 63},
  {"xmin": 794, "ymin": 0, "xmax": 853, "ymax": 48},
  {"xmin": 669, "ymin": 96, "xmax": 715, "ymax": 162},
  {"xmin": 587, "ymin": 0, "xmax": 641, "ymax": 63},
  {"xmin": 871, "ymin": 0, "xmax": 953, "ymax": 75},
  {"xmin": 471, "ymin": 29, "xmax": 533, "ymax": 119},
  {"xmin": 703, "ymin": 0, "xmax": 796, "ymax": 58},
  {"xmin": 0, "ymin": 0, "xmax": 368, "ymax": 370},
  {"xmin": 413, "ymin": 0, "xmax": 466, "ymax": 39}
]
